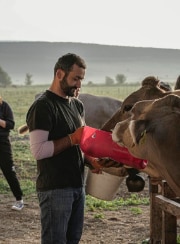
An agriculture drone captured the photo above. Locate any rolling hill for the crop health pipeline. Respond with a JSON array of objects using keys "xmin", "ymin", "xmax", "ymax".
[{"xmin": 0, "ymin": 41, "xmax": 180, "ymax": 85}]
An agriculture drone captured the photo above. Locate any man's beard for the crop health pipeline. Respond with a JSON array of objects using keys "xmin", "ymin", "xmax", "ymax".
[{"xmin": 60, "ymin": 76, "xmax": 77, "ymax": 97}]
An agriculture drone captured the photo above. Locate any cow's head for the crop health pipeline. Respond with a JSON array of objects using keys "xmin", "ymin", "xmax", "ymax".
[
  {"xmin": 101, "ymin": 76, "xmax": 173, "ymax": 132},
  {"xmin": 112, "ymin": 94, "xmax": 180, "ymax": 196}
]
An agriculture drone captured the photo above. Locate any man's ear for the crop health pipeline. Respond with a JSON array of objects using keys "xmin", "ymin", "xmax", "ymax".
[{"xmin": 56, "ymin": 69, "xmax": 65, "ymax": 80}]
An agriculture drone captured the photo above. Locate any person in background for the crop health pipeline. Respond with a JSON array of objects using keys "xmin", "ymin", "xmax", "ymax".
[
  {"xmin": 0, "ymin": 95, "xmax": 24, "ymax": 210},
  {"xmin": 26, "ymin": 53, "xmax": 88, "ymax": 244}
]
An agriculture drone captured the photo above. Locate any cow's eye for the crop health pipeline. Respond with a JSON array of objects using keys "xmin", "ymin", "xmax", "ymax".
[{"xmin": 123, "ymin": 104, "xmax": 133, "ymax": 112}]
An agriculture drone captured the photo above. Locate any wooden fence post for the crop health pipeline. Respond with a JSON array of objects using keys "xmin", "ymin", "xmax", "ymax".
[
  {"xmin": 149, "ymin": 177, "xmax": 162, "ymax": 243},
  {"xmin": 159, "ymin": 181, "xmax": 177, "ymax": 244}
]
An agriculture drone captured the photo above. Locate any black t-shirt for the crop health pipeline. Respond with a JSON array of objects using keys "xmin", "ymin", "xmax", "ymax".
[{"xmin": 26, "ymin": 90, "xmax": 86, "ymax": 191}]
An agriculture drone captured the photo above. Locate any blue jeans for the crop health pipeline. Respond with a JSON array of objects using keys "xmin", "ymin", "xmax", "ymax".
[{"xmin": 38, "ymin": 187, "xmax": 85, "ymax": 244}]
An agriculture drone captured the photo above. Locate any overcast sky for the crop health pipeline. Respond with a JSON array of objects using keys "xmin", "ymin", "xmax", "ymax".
[{"xmin": 1, "ymin": 0, "xmax": 179, "ymax": 49}]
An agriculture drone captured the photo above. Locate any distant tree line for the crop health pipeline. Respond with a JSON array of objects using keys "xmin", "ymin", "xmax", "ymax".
[
  {"xmin": 87, "ymin": 73, "xmax": 127, "ymax": 86},
  {"xmin": 0, "ymin": 66, "xmax": 12, "ymax": 87},
  {"xmin": 0, "ymin": 65, "xmax": 33, "ymax": 87},
  {"xmin": 0, "ymin": 64, "xmax": 125, "ymax": 87}
]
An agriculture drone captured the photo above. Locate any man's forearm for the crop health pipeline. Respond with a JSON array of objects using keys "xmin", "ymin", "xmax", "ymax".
[
  {"xmin": 29, "ymin": 130, "xmax": 72, "ymax": 160},
  {"xmin": 53, "ymin": 136, "xmax": 72, "ymax": 155}
]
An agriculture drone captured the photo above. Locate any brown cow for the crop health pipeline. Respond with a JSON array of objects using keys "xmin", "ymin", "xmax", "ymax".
[
  {"xmin": 98, "ymin": 76, "xmax": 180, "ymax": 191},
  {"xmin": 112, "ymin": 94, "xmax": 180, "ymax": 196},
  {"xmin": 101, "ymin": 76, "xmax": 175, "ymax": 132}
]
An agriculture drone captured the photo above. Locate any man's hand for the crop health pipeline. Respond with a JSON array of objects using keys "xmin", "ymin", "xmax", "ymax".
[
  {"xmin": 97, "ymin": 158, "xmax": 123, "ymax": 168},
  {"xmin": 84, "ymin": 155, "xmax": 103, "ymax": 174},
  {"xmin": 69, "ymin": 127, "xmax": 84, "ymax": 145},
  {"xmin": 90, "ymin": 158, "xmax": 124, "ymax": 174}
]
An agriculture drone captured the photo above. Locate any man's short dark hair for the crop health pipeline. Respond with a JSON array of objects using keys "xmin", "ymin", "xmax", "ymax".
[{"xmin": 54, "ymin": 53, "xmax": 86, "ymax": 76}]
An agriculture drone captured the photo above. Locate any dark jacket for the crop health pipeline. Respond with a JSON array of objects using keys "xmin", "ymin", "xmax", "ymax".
[{"xmin": 0, "ymin": 101, "xmax": 15, "ymax": 138}]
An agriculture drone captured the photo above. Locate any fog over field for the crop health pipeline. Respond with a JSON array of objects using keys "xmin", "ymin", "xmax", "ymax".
[{"xmin": 0, "ymin": 41, "xmax": 180, "ymax": 85}]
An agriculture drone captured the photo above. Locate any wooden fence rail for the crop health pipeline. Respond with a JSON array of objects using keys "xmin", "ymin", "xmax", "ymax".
[{"xmin": 149, "ymin": 178, "xmax": 180, "ymax": 244}]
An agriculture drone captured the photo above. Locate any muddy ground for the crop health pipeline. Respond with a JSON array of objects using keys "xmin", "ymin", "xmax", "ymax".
[{"xmin": 0, "ymin": 174, "xmax": 179, "ymax": 244}]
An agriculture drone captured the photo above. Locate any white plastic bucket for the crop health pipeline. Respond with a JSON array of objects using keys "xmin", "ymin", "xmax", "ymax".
[{"xmin": 85, "ymin": 168, "xmax": 125, "ymax": 201}]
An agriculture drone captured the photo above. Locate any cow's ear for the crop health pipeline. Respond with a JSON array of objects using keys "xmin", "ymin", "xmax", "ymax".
[
  {"xmin": 130, "ymin": 120, "xmax": 149, "ymax": 145},
  {"xmin": 157, "ymin": 94, "xmax": 180, "ymax": 108}
]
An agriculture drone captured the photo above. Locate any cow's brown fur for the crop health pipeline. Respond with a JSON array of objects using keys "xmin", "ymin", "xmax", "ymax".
[
  {"xmin": 101, "ymin": 76, "xmax": 174, "ymax": 132},
  {"xmin": 112, "ymin": 94, "xmax": 180, "ymax": 196}
]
